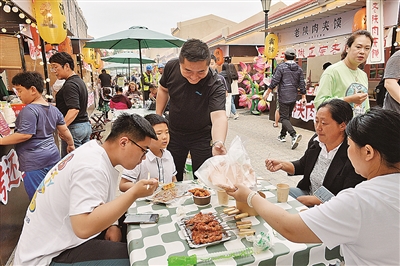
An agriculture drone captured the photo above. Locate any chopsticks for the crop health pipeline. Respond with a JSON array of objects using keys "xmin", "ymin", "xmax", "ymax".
[{"xmin": 146, "ymin": 172, "xmax": 150, "ymax": 189}]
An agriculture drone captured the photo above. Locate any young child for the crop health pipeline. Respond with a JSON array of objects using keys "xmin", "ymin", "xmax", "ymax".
[
  {"xmin": 119, "ymin": 114, "xmax": 176, "ymax": 192},
  {"xmin": 149, "ymin": 83, "xmax": 158, "ymax": 101},
  {"xmin": 0, "ymin": 72, "xmax": 74, "ymax": 200}
]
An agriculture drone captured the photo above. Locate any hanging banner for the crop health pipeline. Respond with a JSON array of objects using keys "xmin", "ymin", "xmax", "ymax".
[{"xmin": 367, "ymin": 0, "xmax": 384, "ymax": 64}]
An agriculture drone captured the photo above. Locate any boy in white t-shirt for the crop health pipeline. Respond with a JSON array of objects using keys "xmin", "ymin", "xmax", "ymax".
[
  {"xmin": 14, "ymin": 114, "xmax": 159, "ymax": 265},
  {"xmin": 120, "ymin": 114, "xmax": 177, "ymax": 192}
]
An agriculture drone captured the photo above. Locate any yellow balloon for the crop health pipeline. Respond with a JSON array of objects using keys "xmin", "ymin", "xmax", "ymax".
[
  {"xmin": 264, "ymin": 34, "xmax": 279, "ymax": 59},
  {"xmin": 34, "ymin": 0, "xmax": 67, "ymax": 44}
]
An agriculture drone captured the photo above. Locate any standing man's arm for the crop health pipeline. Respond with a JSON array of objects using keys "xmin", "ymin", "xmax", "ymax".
[
  {"xmin": 210, "ymin": 110, "xmax": 228, "ymax": 156},
  {"xmin": 384, "ymin": 79, "xmax": 400, "ymax": 104},
  {"xmin": 156, "ymin": 85, "xmax": 169, "ymax": 115},
  {"xmin": 64, "ymin": 109, "xmax": 79, "ymax": 126}
]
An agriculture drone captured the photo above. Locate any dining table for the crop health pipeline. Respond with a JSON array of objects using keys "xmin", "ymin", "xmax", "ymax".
[{"xmin": 126, "ymin": 181, "xmax": 343, "ymax": 265}]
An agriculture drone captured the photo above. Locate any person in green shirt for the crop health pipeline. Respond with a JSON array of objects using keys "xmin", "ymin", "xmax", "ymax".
[{"xmin": 314, "ymin": 30, "xmax": 373, "ymax": 115}]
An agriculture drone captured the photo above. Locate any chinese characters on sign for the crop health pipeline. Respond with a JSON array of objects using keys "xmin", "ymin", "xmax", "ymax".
[
  {"xmin": 367, "ymin": 0, "xmax": 384, "ymax": 64},
  {"xmin": 276, "ymin": 38, "xmax": 345, "ymax": 59},
  {"xmin": 275, "ymin": 9, "xmax": 357, "ymax": 59},
  {"xmin": 292, "ymin": 100, "xmax": 315, "ymax": 122},
  {"xmin": 0, "ymin": 149, "xmax": 24, "ymax": 205}
]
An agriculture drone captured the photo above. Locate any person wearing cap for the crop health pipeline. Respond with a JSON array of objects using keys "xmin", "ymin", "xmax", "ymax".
[
  {"xmin": 156, "ymin": 38, "xmax": 228, "ymax": 181},
  {"xmin": 264, "ymin": 48, "xmax": 306, "ymax": 150},
  {"xmin": 142, "ymin": 65, "xmax": 154, "ymax": 101},
  {"xmin": 155, "ymin": 63, "xmax": 165, "ymax": 86}
]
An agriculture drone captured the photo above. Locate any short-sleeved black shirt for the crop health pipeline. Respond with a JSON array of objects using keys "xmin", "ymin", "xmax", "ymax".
[
  {"xmin": 99, "ymin": 73, "xmax": 112, "ymax": 87},
  {"xmin": 159, "ymin": 58, "xmax": 226, "ymax": 135},
  {"xmin": 56, "ymin": 75, "xmax": 89, "ymax": 124}
]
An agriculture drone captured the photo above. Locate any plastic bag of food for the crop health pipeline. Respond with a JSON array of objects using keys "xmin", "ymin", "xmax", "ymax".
[{"xmin": 195, "ymin": 136, "xmax": 256, "ymax": 190}]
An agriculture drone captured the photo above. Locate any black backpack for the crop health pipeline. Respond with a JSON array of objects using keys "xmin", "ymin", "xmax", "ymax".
[
  {"xmin": 375, "ymin": 78, "xmax": 400, "ymax": 107},
  {"xmin": 374, "ymin": 78, "xmax": 386, "ymax": 107}
]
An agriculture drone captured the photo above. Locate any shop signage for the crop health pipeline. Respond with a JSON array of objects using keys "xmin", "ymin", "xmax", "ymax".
[
  {"xmin": 276, "ymin": 37, "xmax": 346, "ymax": 59},
  {"xmin": 0, "ymin": 149, "xmax": 24, "ymax": 205},
  {"xmin": 277, "ymin": 9, "xmax": 357, "ymax": 45},
  {"xmin": 366, "ymin": 0, "xmax": 384, "ymax": 64},
  {"xmin": 292, "ymin": 100, "xmax": 315, "ymax": 122}
]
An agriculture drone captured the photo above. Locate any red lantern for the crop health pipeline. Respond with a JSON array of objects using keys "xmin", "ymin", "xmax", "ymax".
[
  {"xmin": 352, "ymin": 7, "xmax": 366, "ymax": 32},
  {"xmin": 58, "ymin": 36, "xmax": 73, "ymax": 55},
  {"xmin": 214, "ymin": 48, "xmax": 224, "ymax": 66},
  {"xmin": 34, "ymin": 0, "xmax": 67, "ymax": 44}
]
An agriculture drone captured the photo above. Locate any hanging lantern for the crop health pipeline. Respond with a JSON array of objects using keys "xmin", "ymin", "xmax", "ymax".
[
  {"xmin": 213, "ymin": 48, "xmax": 224, "ymax": 66},
  {"xmin": 82, "ymin": 47, "xmax": 95, "ymax": 64},
  {"xmin": 92, "ymin": 51, "xmax": 102, "ymax": 69},
  {"xmin": 58, "ymin": 36, "xmax": 73, "ymax": 55},
  {"xmin": 264, "ymin": 33, "xmax": 279, "ymax": 59},
  {"xmin": 34, "ymin": 0, "xmax": 67, "ymax": 45},
  {"xmin": 352, "ymin": 7, "xmax": 366, "ymax": 32}
]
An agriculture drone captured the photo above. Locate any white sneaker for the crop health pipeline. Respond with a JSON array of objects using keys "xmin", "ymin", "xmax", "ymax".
[
  {"xmin": 277, "ymin": 135, "xmax": 286, "ymax": 142},
  {"xmin": 233, "ymin": 114, "xmax": 239, "ymax": 120},
  {"xmin": 291, "ymin": 134, "xmax": 302, "ymax": 150}
]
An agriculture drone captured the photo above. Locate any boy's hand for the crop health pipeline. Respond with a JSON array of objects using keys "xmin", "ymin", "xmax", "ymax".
[{"xmin": 131, "ymin": 178, "xmax": 159, "ymax": 198}]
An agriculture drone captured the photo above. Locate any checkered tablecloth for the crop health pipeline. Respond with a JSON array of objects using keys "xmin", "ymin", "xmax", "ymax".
[{"xmin": 127, "ymin": 181, "xmax": 343, "ymax": 265}]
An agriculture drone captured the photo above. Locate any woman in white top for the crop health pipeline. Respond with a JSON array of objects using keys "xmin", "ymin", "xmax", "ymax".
[{"xmin": 226, "ymin": 108, "xmax": 400, "ymax": 265}]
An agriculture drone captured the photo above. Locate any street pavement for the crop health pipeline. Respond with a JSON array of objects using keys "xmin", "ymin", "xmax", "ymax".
[{"xmin": 99, "ymin": 107, "xmax": 315, "ymax": 188}]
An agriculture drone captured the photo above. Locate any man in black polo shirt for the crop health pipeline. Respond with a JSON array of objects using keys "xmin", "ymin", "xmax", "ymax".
[
  {"xmin": 49, "ymin": 52, "xmax": 92, "ymax": 157},
  {"xmin": 156, "ymin": 39, "xmax": 228, "ymax": 181}
]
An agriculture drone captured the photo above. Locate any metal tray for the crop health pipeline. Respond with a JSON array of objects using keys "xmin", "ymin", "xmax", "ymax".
[{"xmin": 178, "ymin": 212, "xmax": 231, "ymax": 249}]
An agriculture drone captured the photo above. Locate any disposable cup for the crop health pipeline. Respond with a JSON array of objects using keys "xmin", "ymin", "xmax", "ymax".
[
  {"xmin": 276, "ymin": 183, "xmax": 290, "ymax": 203},
  {"xmin": 216, "ymin": 190, "xmax": 229, "ymax": 206}
]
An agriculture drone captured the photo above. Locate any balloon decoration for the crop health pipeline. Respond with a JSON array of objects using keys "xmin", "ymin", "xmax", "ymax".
[
  {"xmin": 352, "ymin": 7, "xmax": 366, "ymax": 32},
  {"xmin": 82, "ymin": 47, "xmax": 95, "ymax": 65},
  {"xmin": 34, "ymin": 0, "xmax": 67, "ymax": 44},
  {"xmin": 213, "ymin": 48, "xmax": 224, "ymax": 66},
  {"xmin": 58, "ymin": 36, "xmax": 73, "ymax": 55},
  {"xmin": 264, "ymin": 33, "xmax": 279, "ymax": 59}
]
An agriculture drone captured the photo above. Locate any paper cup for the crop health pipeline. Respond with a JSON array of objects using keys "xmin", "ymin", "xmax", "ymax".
[
  {"xmin": 216, "ymin": 190, "xmax": 229, "ymax": 206},
  {"xmin": 276, "ymin": 183, "xmax": 290, "ymax": 203}
]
